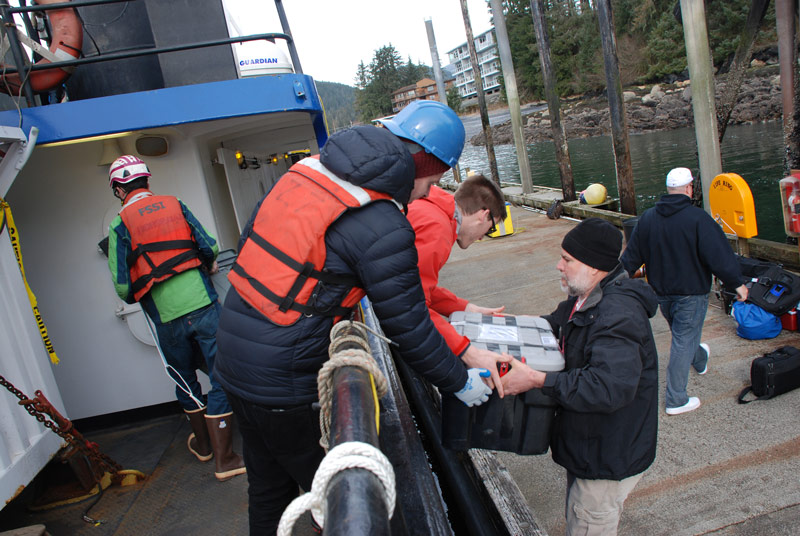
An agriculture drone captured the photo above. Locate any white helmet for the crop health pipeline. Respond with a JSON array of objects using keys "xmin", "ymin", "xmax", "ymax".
[{"xmin": 109, "ymin": 155, "xmax": 151, "ymax": 187}]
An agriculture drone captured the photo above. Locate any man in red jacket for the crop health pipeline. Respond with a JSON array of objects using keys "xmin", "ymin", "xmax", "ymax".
[{"xmin": 407, "ymin": 173, "xmax": 512, "ymax": 395}]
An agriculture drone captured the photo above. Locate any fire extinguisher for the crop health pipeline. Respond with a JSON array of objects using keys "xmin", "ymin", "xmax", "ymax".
[{"xmin": 780, "ymin": 176, "xmax": 800, "ymax": 237}]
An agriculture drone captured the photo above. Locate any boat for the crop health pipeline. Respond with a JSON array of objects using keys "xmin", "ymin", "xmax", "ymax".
[{"xmin": 0, "ymin": 1, "xmax": 540, "ymax": 534}]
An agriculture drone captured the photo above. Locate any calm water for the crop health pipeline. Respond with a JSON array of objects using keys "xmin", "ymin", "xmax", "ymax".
[{"xmin": 449, "ymin": 121, "xmax": 786, "ymax": 242}]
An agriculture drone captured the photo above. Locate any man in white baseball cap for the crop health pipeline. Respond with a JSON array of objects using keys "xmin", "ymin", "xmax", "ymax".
[{"xmin": 621, "ymin": 167, "xmax": 748, "ymax": 416}]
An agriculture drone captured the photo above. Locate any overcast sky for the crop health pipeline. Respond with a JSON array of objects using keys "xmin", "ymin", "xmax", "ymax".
[{"xmin": 222, "ymin": 0, "xmax": 494, "ymax": 86}]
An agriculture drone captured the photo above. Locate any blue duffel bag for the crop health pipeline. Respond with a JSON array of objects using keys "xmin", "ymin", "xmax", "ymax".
[{"xmin": 732, "ymin": 301, "xmax": 782, "ymax": 340}]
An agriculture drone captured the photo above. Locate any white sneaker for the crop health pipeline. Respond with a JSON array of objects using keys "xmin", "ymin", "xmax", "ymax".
[
  {"xmin": 666, "ymin": 397, "xmax": 701, "ymax": 416},
  {"xmin": 697, "ymin": 343, "xmax": 710, "ymax": 375}
]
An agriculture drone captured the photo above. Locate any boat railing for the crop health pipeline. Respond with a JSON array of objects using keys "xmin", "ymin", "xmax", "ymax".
[
  {"xmin": 278, "ymin": 318, "xmax": 394, "ymax": 535},
  {"xmin": 0, "ymin": 0, "xmax": 301, "ymax": 106}
]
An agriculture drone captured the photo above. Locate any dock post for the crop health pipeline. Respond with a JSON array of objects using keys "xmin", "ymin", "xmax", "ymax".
[
  {"xmin": 459, "ymin": 0, "xmax": 501, "ymax": 187},
  {"xmin": 679, "ymin": 0, "xmax": 722, "ymax": 211},
  {"xmin": 595, "ymin": 0, "xmax": 637, "ymax": 215},
  {"xmin": 530, "ymin": 0, "xmax": 576, "ymax": 202},
  {"xmin": 425, "ymin": 18, "xmax": 463, "ymax": 184},
  {"xmin": 777, "ymin": 0, "xmax": 799, "ymax": 173},
  {"xmin": 490, "ymin": 0, "xmax": 533, "ymax": 194}
]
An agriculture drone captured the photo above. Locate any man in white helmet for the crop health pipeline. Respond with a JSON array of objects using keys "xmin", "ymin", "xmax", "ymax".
[
  {"xmin": 106, "ymin": 155, "xmax": 245, "ymax": 481},
  {"xmin": 621, "ymin": 167, "xmax": 748, "ymax": 416}
]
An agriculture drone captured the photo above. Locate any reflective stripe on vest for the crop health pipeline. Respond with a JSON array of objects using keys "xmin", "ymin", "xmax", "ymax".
[
  {"xmin": 228, "ymin": 156, "xmax": 397, "ymax": 326},
  {"xmin": 119, "ymin": 192, "xmax": 201, "ymax": 301}
]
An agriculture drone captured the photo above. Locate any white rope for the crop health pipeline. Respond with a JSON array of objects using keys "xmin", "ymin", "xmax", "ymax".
[{"xmin": 276, "ymin": 441, "xmax": 396, "ymax": 536}]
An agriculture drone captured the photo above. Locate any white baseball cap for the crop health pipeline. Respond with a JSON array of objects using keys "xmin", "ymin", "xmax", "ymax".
[{"xmin": 666, "ymin": 167, "xmax": 693, "ymax": 187}]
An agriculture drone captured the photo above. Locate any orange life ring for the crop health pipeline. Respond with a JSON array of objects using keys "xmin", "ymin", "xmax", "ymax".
[{"xmin": 1, "ymin": 0, "xmax": 83, "ymax": 95}]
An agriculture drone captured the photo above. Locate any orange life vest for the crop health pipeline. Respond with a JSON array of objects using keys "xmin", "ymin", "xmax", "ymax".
[
  {"xmin": 228, "ymin": 156, "xmax": 397, "ymax": 326},
  {"xmin": 119, "ymin": 190, "xmax": 202, "ymax": 301}
]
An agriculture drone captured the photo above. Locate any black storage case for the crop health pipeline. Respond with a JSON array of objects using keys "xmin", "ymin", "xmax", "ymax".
[{"xmin": 441, "ymin": 313, "xmax": 564, "ymax": 455}]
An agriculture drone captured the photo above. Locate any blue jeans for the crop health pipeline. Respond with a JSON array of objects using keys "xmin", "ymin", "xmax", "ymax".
[
  {"xmin": 658, "ymin": 294, "xmax": 709, "ymax": 409},
  {"xmin": 154, "ymin": 302, "xmax": 231, "ymax": 415},
  {"xmin": 225, "ymin": 391, "xmax": 325, "ymax": 536}
]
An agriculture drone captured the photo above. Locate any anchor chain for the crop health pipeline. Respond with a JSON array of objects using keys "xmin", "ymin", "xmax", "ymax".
[{"xmin": 0, "ymin": 373, "xmax": 123, "ymax": 474}]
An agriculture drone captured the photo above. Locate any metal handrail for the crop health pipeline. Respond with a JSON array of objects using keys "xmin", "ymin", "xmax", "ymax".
[
  {"xmin": 8, "ymin": 0, "xmax": 132, "ymax": 13},
  {"xmin": 0, "ymin": 32, "xmax": 293, "ymax": 74},
  {"xmin": 0, "ymin": 0, "xmax": 303, "ymax": 106}
]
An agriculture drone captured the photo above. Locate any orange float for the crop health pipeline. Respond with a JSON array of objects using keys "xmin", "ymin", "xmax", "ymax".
[{"xmin": 1, "ymin": 0, "xmax": 83, "ymax": 95}]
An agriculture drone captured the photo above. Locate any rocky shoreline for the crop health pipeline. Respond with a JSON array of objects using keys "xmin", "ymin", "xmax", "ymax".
[{"xmin": 470, "ymin": 67, "xmax": 783, "ymax": 146}]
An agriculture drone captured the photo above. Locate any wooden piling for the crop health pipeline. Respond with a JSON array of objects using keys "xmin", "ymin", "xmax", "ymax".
[
  {"xmin": 490, "ymin": 0, "xmax": 533, "ymax": 194},
  {"xmin": 460, "ymin": 0, "xmax": 500, "ymax": 186},
  {"xmin": 679, "ymin": 0, "xmax": 722, "ymax": 211},
  {"xmin": 595, "ymin": 0, "xmax": 637, "ymax": 215},
  {"xmin": 529, "ymin": 0, "xmax": 576, "ymax": 202}
]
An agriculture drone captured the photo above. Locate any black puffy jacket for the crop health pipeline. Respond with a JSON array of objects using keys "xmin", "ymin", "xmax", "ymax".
[
  {"xmin": 542, "ymin": 265, "xmax": 659, "ymax": 480},
  {"xmin": 215, "ymin": 126, "xmax": 468, "ymax": 406}
]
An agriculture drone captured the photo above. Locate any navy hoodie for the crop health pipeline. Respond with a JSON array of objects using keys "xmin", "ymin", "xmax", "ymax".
[{"xmin": 620, "ymin": 194, "xmax": 744, "ymax": 296}]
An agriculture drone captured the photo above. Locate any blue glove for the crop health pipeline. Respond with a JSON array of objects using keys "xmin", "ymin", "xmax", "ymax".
[{"xmin": 454, "ymin": 368, "xmax": 492, "ymax": 407}]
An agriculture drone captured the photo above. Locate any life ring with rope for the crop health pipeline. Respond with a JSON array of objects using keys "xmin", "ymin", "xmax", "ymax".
[{"xmin": 1, "ymin": 0, "xmax": 83, "ymax": 95}]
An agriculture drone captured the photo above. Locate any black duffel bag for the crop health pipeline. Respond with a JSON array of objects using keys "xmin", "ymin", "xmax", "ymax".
[{"xmin": 738, "ymin": 346, "xmax": 800, "ymax": 403}]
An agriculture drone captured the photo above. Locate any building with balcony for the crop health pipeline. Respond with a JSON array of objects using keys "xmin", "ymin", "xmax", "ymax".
[
  {"xmin": 446, "ymin": 28, "xmax": 501, "ymax": 100},
  {"xmin": 390, "ymin": 76, "xmax": 454, "ymax": 113}
]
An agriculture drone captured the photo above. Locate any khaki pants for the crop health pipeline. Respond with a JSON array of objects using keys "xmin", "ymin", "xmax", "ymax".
[{"xmin": 565, "ymin": 471, "xmax": 643, "ymax": 536}]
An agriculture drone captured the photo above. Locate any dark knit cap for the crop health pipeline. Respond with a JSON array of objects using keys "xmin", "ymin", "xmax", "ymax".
[
  {"xmin": 561, "ymin": 218, "xmax": 622, "ymax": 272},
  {"xmin": 411, "ymin": 150, "xmax": 450, "ymax": 179}
]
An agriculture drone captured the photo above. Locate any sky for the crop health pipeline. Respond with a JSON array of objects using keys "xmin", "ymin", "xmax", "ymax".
[{"xmin": 222, "ymin": 0, "xmax": 495, "ymax": 86}]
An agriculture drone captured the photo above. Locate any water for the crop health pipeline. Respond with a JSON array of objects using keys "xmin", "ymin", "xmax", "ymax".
[{"xmin": 450, "ymin": 121, "xmax": 786, "ymax": 242}]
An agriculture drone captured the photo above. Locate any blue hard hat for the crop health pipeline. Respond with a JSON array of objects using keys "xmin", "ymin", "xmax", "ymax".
[{"xmin": 378, "ymin": 100, "xmax": 465, "ymax": 168}]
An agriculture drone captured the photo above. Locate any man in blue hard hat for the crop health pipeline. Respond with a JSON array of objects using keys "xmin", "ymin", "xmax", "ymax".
[{"xmin": 215, "ymin": 100, "xmax": 494, "ymax": 535}]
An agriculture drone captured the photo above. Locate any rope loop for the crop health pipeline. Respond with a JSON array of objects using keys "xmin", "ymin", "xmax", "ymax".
[{"xmin": 277, "ymin": 441, "xmax": 396, "ymax": 536}]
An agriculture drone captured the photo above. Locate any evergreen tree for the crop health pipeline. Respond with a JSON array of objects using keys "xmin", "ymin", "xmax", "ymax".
[{"xmin": 447, "ymin": 85, "xmax": 462, "ymax": 114}]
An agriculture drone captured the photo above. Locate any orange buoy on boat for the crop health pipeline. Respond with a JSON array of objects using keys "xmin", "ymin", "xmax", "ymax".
[{"xmin": 1, "ymin": 0, "xmax": 83, "ymax": 95}]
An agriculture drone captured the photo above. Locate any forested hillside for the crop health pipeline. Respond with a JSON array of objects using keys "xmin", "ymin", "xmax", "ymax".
[
  {"xmin": 316, "ymin": 81, "xmax": 358, "ymax": 132},
  {"xmin": 502, "ymin": 0, "xmax": 776, "ymax": 100},
  {"xmin": 352, "ymin": 0, "xmax": 778, "ymax": 120}
]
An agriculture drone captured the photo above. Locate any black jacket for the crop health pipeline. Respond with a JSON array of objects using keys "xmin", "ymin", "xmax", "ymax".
[
  {"xmin": 543, "ymin": 265, "xmax": 659, "ymax": 480},
  {"xmin": 215, "ymin": 126, "xmax": 468, "ymax": 406},
  {"xmin": 620, "ymin": 194, "xmax": 744, "ymax": 295}
]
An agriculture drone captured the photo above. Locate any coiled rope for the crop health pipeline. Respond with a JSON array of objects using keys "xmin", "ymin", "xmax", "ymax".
[
  {"xmin": 277, "ymin": 320, "xmax": 395, "ymax": 535},
  {"xmin": 276, "ymin": 441, "xmax": 396, "ymax": 536}
]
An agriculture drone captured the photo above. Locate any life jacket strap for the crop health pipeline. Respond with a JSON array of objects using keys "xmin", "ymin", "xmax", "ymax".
[
  {"xmin": 247, "ymin": 231, "xmax": 358, "ymax": 287},
  {"xmin": 130, "ymin": 249, "xmax": 201, "ymax": 296},
  {"xmin": 127, "ymin": 239, "xmax": 198, "ymax": 268},
  {"xmin": 230, "ymin": 263, "xmax": 354, "ymax": 318}
]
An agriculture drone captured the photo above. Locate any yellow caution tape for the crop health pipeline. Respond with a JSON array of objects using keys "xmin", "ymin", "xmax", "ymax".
[{"xmin": 0, "ymin": 198, "xmax": 59, "ymax": 364}]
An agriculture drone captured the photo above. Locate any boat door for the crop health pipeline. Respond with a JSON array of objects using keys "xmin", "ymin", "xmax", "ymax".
[
  {"xmin": 0, "ymin": 128, "xmax": 64, "ymax": 508},
  {"xmin": 216, "ymin": 148, "xmax": 280, "ymax": 231}
]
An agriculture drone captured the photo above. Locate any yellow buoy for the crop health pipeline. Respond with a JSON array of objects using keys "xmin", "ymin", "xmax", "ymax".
[{"xmin": 580, "ymin": 183, "xmax": 608, "ymax": 205}]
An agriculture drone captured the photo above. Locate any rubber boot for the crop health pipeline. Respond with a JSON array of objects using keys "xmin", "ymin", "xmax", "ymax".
[
  {"xmin": 185, "ymin": 408, "xmax": 213, "ymax": 462},
  {"xmin": 205, "ymin": 412, "xmax": 246, "ymax": 481}
]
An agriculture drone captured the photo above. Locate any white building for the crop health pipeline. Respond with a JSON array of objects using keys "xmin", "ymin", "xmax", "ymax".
[{"xmin": 447, "ymin": 28, "xmax": 501, "ymax": 100}]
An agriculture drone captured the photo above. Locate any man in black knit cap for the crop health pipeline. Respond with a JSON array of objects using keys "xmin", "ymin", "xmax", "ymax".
[{"xmin": 502, "ymin": 218, "xmax": 659, "ymax": 536}]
